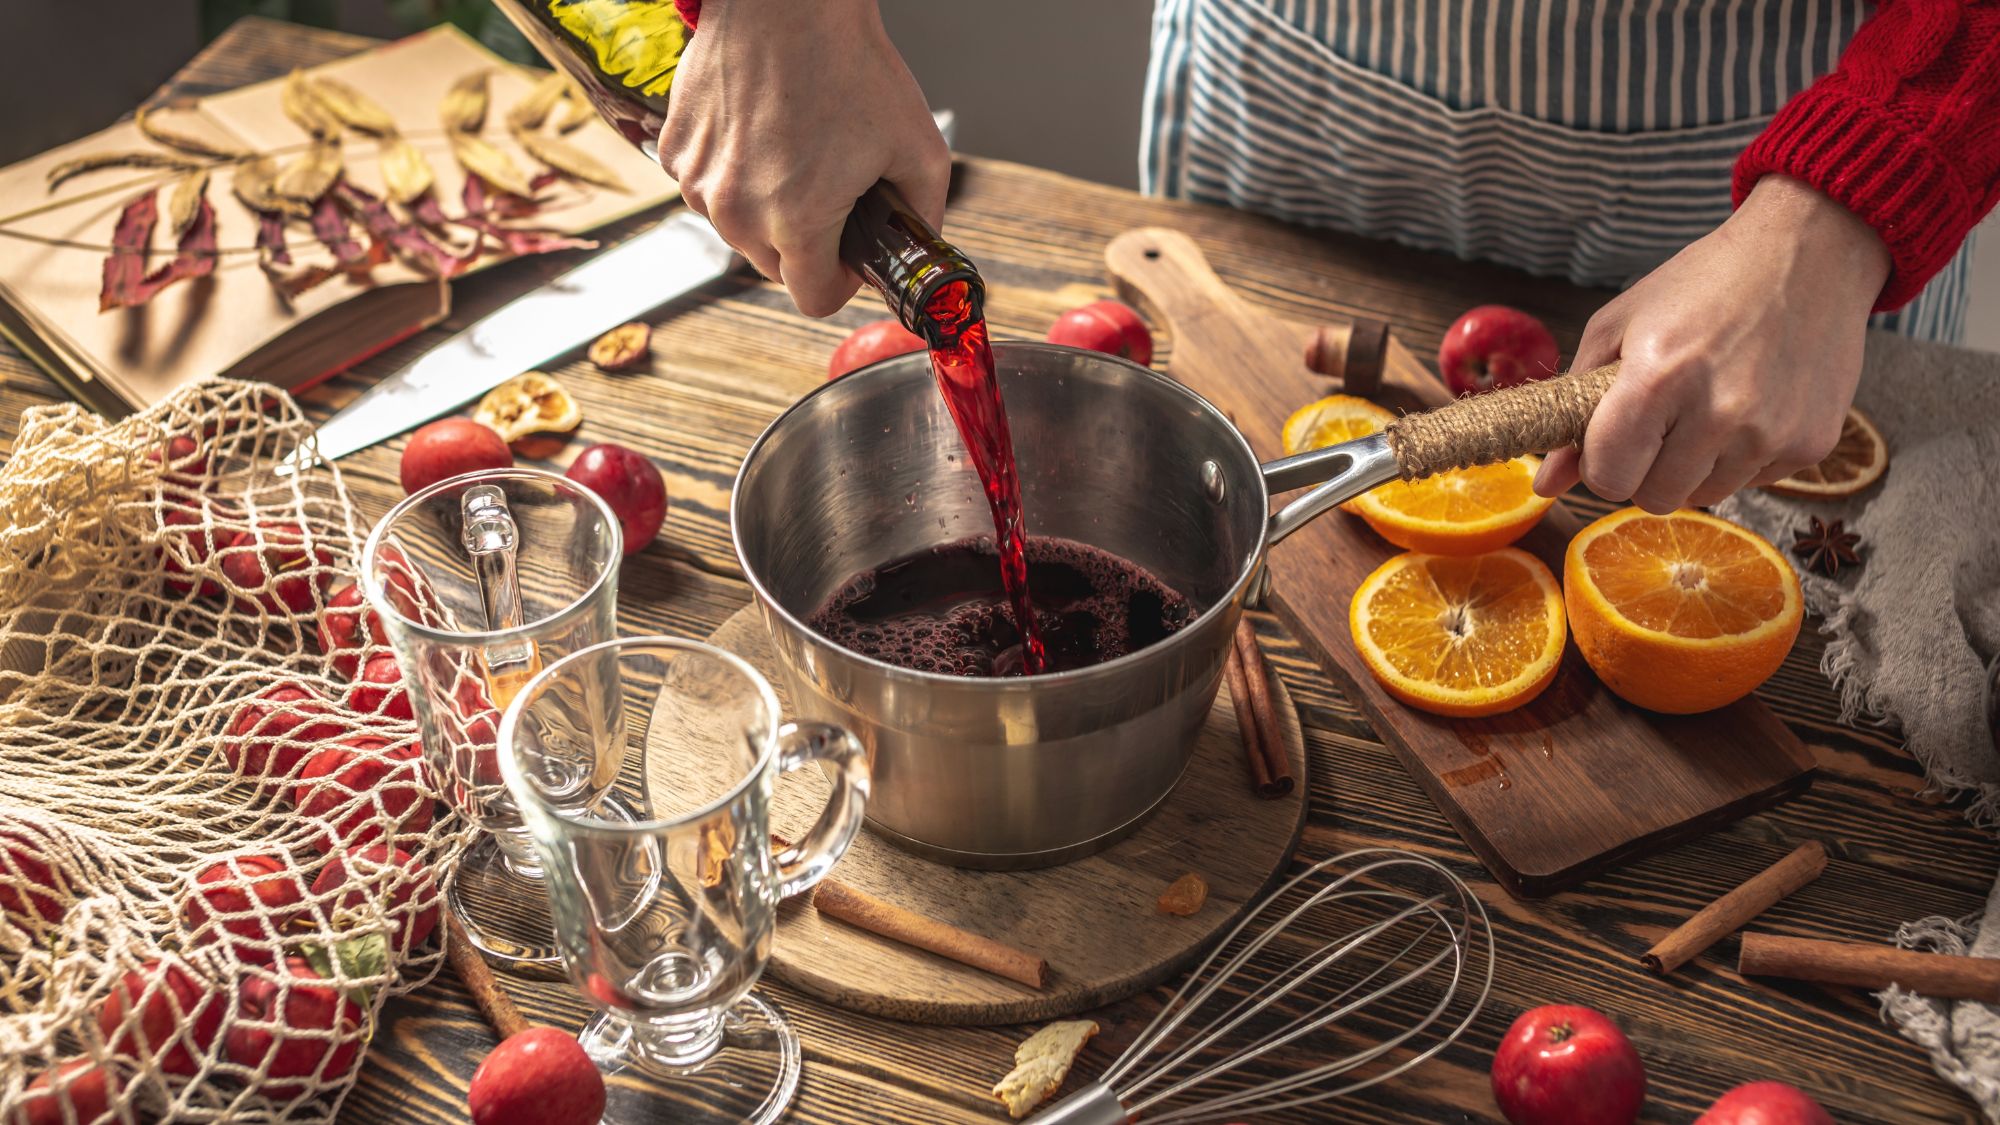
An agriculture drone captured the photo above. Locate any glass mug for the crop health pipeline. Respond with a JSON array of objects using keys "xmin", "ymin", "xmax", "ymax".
[
  {"xmin": 361, "ymin": 467, "xmax": 630, "ymax": 968},
  {"xmin": 499, "ymin": 637, "xmax": 869, "ymax": 1123}
]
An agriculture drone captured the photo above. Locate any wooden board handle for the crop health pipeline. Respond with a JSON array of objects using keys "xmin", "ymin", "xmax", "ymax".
[
  {"xmin": 1386, "ymin": 362, "xmax": 1620, "ymax": 478},
  {"xmin": 1107, "ymin": 228, "xmax": 1262, "ymax": 345}
]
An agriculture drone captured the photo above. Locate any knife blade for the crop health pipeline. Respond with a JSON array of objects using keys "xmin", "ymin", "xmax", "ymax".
[{"xmin": 287, "ymin": 208, "xmax": 737, "ymax": 470}]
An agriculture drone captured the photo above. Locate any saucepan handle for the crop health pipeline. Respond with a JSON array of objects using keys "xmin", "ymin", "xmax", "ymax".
[{"xmin": 1262, "ymin": 361, "xmax": 1620, "ymax": 546}]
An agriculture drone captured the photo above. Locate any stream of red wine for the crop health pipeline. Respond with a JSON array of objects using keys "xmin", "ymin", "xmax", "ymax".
[{"xmin": 920, "ymin": 280, "xmax": 1047, "ymax": 674}]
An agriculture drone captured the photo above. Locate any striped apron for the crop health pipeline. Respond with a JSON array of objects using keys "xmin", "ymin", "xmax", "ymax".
[{"xmin": 1140, "ymin": 0, "xmax": 1973, "ymax": 343}]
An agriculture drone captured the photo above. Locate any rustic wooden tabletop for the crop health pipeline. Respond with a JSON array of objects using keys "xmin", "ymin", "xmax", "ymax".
[{"xmin": 2, "ymin": 17, "xmax": 1990, "ymax": 1125}]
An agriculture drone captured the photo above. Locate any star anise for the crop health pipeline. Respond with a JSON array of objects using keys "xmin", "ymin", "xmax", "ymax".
[{"xmin": 1791, "ymin": 517, "xmax": 1862, "ymax": 577}]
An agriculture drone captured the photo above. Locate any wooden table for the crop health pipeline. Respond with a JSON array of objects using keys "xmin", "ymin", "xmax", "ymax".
[{"xmin": 3, "ymin": 18, "xmax": 1991, "ymax": 1125}]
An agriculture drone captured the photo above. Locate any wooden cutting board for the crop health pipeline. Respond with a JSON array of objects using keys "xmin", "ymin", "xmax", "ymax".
[{"xmin": 1106, "ymin": 228, "xmax": 1815, "ymax": 899}]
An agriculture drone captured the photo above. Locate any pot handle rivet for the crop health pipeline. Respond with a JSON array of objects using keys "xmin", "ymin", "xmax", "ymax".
[{"xmin": 1201, "ymin": 460, "xmax": 1225, "ymax": 504}]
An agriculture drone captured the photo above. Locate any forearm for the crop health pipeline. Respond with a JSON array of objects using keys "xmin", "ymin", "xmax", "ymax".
[{"xmin": 1731, "ymin": 0, "xmax": 2000, "ymax": 311}]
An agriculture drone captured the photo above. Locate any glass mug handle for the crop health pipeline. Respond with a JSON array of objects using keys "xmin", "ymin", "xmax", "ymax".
[{"xmin": 772, "ymin": 721, "xmax": 870, "ymax": 900}]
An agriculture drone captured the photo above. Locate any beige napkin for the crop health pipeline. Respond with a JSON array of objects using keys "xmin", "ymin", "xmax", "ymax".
[{"xmin": 1716, "ymin": 330, "xmax": 2000, "ymax": 1119}]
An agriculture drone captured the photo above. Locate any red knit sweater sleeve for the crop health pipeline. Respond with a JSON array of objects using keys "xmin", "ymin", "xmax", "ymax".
[{"xmin": 1733, "ymin": 1, "xmax": 2000, "ymax": 311}]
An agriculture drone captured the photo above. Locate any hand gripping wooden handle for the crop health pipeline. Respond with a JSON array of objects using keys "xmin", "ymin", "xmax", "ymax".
[{"xmin": 1385, "ymin": 361, "xmax": 1620, "ymax": 480}]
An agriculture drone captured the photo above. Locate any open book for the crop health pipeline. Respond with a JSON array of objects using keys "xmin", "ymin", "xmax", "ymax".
[{"xmin": 0, "ymin": 25, "xmax": 676, "ymax": 415}]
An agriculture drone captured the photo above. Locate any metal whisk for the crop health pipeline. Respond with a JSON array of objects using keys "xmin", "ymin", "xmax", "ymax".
[{"xmin": 1032, "ymin": 848, "xmax": 1495, "ymax": 1124}]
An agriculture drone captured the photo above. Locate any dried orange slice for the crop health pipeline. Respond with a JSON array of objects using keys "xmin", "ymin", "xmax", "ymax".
[
  {"xmin": 1282, "ymin": 394, "xmax": 1396, "ymax": 513},
  {"xmin": 1349, "ymin": 456, "xmax": 1556, "ymax": 555},
  {"xmin": 1564, "ymin": 508, "xmax": 1801, "ymax": 714},
  {"xmin": 1762, "ymin": 407, "xmax": 1887, "ymax": 498},
  {"xmin": 473, "ymin": 371, "xmax": 583, "ymax": 443},
  {"xmin": 1349, "ymin": 549, "xmax": 1566, "ymax": 718}
]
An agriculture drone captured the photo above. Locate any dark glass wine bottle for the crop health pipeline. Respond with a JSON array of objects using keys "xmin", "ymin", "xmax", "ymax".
[{"xmin": 486, "ymin": 0, "xmax": 982, "ymax": 338}]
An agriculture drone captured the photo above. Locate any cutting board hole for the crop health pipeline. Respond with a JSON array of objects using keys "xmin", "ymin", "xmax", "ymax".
[{"xmin": 1143, "ymin": 247, "xmax": 1160, "ymax": 259}]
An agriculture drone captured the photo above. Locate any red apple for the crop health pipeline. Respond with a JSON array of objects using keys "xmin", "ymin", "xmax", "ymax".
[
  {"xmin": 310, "ymin": 843, "xmax": 439, "ymax": 954},
  {"xmin": 148, "ymin": 433, "xmax": 210, "ymax": 489},
  {"xmin": 224, "ymin": 684, "xmax": 344, "ymax": 781},
  {"xmin": 16, "ymin": 1059, "xmax": 116, "ymax": 1125},
  {"xmin": 181, "ymin": 853, "xmax": 306, "ymax": 962},
  {"xmin": 1, "ymin": 829, "xmax": 68, "ymax": 927},
  {"xmin": 468, "ymin": 1026, "xmax": 606, "ymax": 1125},
  {"xmin": 221, "ymin": 521, "xmax": 334, "ymax": 616},
  {"xmin": 292, "ymin": 735, "xmax": 433, "ymax": 853},
  {"xmin": 565, "ymin": 442, "xmax": 667, "ymax": 554},
  {"xmin": 829, "ymin": 319, "xmax": 926, "ymax": 379},
  {"xmin": 97, "ymin": 960, "xmax": 224, "ymax": 1076},
  {"xmin": 1491, "ymin": 1004, "xmax": 1645, "ymax": 1125},
  {"xmin": 400, "ymin": 417, "xmax": 512, "ymax": 495},
  {"xmin": 224, "ymin": 954, "xmax": 364, "ymax": 1098},
  {"xmin": 1047, "ymin": 299, "xmax": 1153, "ymax": 365},
  {"xmin": 1695, "ymin": 1081, "xmax": 1835, "ymax": 1124},
  {"xmin": 345, "ymin": 652, "xmax": 413, "ymax": 721},
  {"xmin": 1438, "ymin": 305, "xmax": 1560, "ymax": 395},
  {"xmin": 317, "ymin": 582, "xmax": 387, "ymax": 680},
  {"xmin": 160, "ymin": 496, "xmax": 230, "ymax": 598}
]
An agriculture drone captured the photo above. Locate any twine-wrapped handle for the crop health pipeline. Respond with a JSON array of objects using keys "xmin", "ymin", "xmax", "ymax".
[{"xmin": 1386, "ymin": 361, "xmax": 1620, "ymax": 480}]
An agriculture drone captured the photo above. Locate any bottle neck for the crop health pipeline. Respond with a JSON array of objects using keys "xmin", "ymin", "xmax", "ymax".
[{"xmin": 839, "ymin": 182, "xmax": 983, "ymax": 340}]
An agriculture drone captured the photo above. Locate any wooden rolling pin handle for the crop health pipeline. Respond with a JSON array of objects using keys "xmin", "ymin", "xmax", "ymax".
[
  {"xmin": 1303, "ymin": 318, "xmax": 1389, "ymax": 397},
  {"xmin": 1385, "ymin": 361, "xmax": 1620, "ymax": 480}
]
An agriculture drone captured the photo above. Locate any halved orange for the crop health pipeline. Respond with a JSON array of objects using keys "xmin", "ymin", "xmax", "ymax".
[
  {"xmin": 1763, "ymin": 407, "xmax": 1887, "ymax": 498},
  {"xmin": 1565, "ymin": 508, "xmax": 1801, "ymax": 714},
  {"xmin": 1349, "ymin": 456, "xmax": 1557, "ymax": 555},
  {"xmin": 1349, "ymin": 549, "xmax": 1566, "ymax": 718},
  {"xmin": 1282, "ymin": 395, "xmax": 1397, "ymax": 514}
]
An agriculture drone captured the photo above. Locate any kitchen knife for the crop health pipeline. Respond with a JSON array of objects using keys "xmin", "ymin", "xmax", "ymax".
[{"xmin": 285, "ymin": 208, "xmax": 738, "ymax": 471}]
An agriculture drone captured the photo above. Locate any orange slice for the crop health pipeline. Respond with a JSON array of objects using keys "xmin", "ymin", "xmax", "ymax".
[
  {"xmin": 1349, "ymin": 456, "xmax": 1556, "ymax": 555},
  {"xmin": 1762, "ymin": 407, "xmax": 1887, "ymax": 498},
  {"xmin": 1349, "ymin": 549, "xmax": 1566, "ymax": 718},
  {"xmin": 1564, "ymin": 508, "xmax": 1801, "ymax": 714},
  {"xmin": 1281, "ymin": 394, "xmax": 1396, "ymax": 514}
]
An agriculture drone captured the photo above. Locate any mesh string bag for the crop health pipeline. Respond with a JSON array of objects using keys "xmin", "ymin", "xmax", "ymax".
[{"xmin": 0, "ymin": 379, "xmax": 474, "ymax": 1122}]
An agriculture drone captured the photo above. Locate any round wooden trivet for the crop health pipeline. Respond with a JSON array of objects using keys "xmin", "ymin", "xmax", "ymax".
[{"xmin": 707, "ymin": 605, "xmax": 1309, "ymax": 1026}]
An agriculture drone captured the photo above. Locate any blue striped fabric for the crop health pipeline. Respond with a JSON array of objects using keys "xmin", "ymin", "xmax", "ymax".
[{"xmin": 1140, "ymin": 0, "xmax": 1971, "ymax": 343}]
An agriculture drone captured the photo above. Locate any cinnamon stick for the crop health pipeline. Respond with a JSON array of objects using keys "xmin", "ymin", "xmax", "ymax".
[
  {"xmin": 1224, "ymin": 646, "xmax": 1274, "ymax": 795},
  {"xmin": 1233, "ymin": 619, "xmax": 1294, "ymax": 798},
  {"xmin": 1739, "ymin": 933, "xmax": 2000, "ymax": 1002},
  {"xmin": 445, "ymin": 912, "xmax": 530, "ymax": 1038},
  {"xmin": 811, "ymin": 880, "xmax": 1048, "ymax": 989},
  {"xmin": 1642, "ymin": 841, "xmax": 1827, "ymax": 975}
]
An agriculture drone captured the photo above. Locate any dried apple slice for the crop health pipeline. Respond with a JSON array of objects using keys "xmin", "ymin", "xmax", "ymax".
[{"xmin": 473, "ymin": 371, "xmax": 583, "ymax": 444}]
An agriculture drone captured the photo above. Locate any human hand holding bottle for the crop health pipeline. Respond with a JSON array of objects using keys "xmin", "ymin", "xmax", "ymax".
[
  {"xmin": 658, "ymin": 0, "xmax": 951, "ymax": 317},
  {"xmin": 1533, "ymin": 175, "xmax": 1892, "ymax": 513}
]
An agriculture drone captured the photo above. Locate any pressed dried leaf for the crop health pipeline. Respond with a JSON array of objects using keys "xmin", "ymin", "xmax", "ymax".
[
  {"xmin": 282, "ymin": 69, "xmax": 341, "ymax": 140},
  {"xmin": 511, "ymin": 126, "xmax": 627, "ymax": 191},
  {"xmin": 101, "ymin": 193, "xmax": 219, "ymax": 311},
  {"xmin": 333, "ymin": 181, "xmax": 479, "ymax": 278},
  {"xmin": 1155, "ymin": 872, "xmax": 1209, "ymax": 916},
  {"xmin": 167, "ymin": 169, "xmax": 208, "ymax": 236},
  {"xmin": 507, "ymin": 72, "xmax": 570, "ymax": 131},
  {"xmin": 449, "ymin": 132, "xmax": 534, "ymax": 198},
  {"xmin": 256, "ymin": 212, "xmax": 292, "ymax": 267},
  {"xmin": 47, "ymin": 151, "xmax": 203, "ymax": 190},
  {"xmin": 378, "ymin": 136, "xmax": 435, "ymax": 204},
  {"xmin": 589, "ymin": 322, "xmax": 651, "ymax": 371},
  {"xmin": 274, "ymin": 139, "xmax": 344, "ymax": 202},
  {"xmin": 232, "ymin": 156, "xmax": 310, "ymax": 217},
  {"xmin": 992, "ymin": 1021, "xmax": 1099, "ymax": 1120},
  {"xmin": 441, "ymin": 70, "xmax": 490, "ymax": 132},
  {"xmin": 410, "ymin": 193, "xmax": 450, "ymax": 228},
  {"xmin": 309, "ymin": 76, "xmax": 396, "ymax": 135},
  {"xmin": 136, "ymin": 99, "xmax": 249, "ymax": 159},
  {"xmin": 557, "ymin": 88, "xmax": 595, "ymax": 133},
  {"xmin": 462, "ymin": 217, "xmax": 596, "ymax": 259},
  {"xmin": 310, "ymin": 194, "xmax": 368, "ymax": 265}
]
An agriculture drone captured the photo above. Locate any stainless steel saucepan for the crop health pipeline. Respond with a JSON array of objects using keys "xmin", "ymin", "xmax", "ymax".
[{"xmin": 731, "ymin": 342, "xmax": 1611, "ymax": 869}]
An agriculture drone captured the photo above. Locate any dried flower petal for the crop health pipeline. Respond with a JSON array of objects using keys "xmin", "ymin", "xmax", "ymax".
[
  {"xmin": 311, "ymin": 194, "xmax": 368, "ymax": 265},
  {"xmin": 507, "ymin": 72, "xmax": 570, "ymax": 131},
  {"xmin": 167, "ymin": 169, "xmax": 208, "ymax": 236},
  {"xmin": 136, "ymin": 99, "xmax": 248, "ymax": 159},
  {"xmin": 410, "ymin": 193, "xmax": 450, "ymax": 228},
  {"xmin": 101, "ymin": 193, "xmax": 218, "ymax": 310},
  {"xmin": 1155, "ymin": 873, "xmax": 1208, "ymax": 916},
  {"xmin": 378, "ymin": 136, "xmax": 435, "ymax": 204},
  {"xmin": 511, "ymin": 126, "xmax": 627, "ymax": 191},
  {"xmin": 309, "ymin": 76, "xmax": 396, "ymax": 135},
  {"xmin": 274, "ymin": 139, "xmax": 344, "ymax": 203},
  {"xmin": 332, "ymin": 181, "xmax": 479, "ymax": 278},
  {"xmin": 47, "ymin": 151, "xmax": 203, "ymax": 190},
  {"xmin": 256, "ymin": 212, "xmax": 292, "ymax": 267},
  {"xmin": 282, "ymin": 70, "xmax": 342, "ymax": 140},
  {"xmin": 441, "ymin": 70, "xmax": 490, "ymax": 132},
  {"xmin": 589, "ymin": 323, "xmax": 651, "ymax": 371},
  {"xmin": 448, "ymin": 132, "xmax": 534, "ymax": 198}
]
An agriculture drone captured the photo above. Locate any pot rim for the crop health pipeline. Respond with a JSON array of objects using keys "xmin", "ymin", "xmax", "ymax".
[{"xmin": 729, "ymin": 341, "xmax": 1270, "ymax": 691}]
